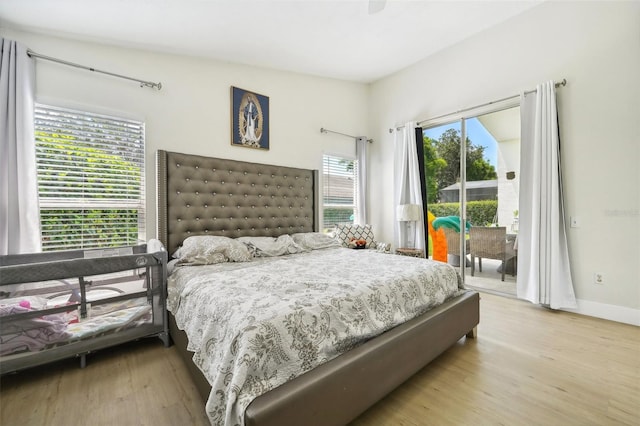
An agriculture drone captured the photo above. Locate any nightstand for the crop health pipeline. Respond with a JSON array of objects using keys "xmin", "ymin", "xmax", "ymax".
[{"xmin": 395, "ymin": 248, "xmax": 424, "ymax": 258}]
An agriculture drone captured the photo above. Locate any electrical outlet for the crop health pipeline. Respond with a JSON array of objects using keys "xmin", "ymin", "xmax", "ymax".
[
  {"xmin": 593, "ymin": 273, "xmax": 604, "ymax": 285},
  {"xmin": 570, "ymin": 216, "xmax": 580, "ymax": 228}
]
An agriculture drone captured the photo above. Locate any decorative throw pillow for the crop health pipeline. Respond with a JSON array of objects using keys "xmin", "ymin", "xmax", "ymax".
[
  {"xmin": 291, "ymin": 232, "xmax": 342, "ymax": 250},
  {"xmin": 333, "ymin": 224, "xmax": 375, "ymax": 248}
]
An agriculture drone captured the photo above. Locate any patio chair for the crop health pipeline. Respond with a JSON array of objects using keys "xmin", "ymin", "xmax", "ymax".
[
  {"xmin": 443, "ymin": 227, "xmax": 469, "ymax": 267},
  {"xmin": 469, "ymin": 226, "xmax": 516, "ymax": 281}
]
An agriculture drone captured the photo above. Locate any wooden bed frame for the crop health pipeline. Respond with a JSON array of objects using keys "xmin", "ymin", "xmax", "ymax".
[{"xmin": 156, "ymin": 150, "xmax": 479, "ymax": 426}]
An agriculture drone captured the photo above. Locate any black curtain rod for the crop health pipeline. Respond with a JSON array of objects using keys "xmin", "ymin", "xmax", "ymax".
[{"xmin": 27, "ymin": 49, "xmax": 162, "ymax": 90}]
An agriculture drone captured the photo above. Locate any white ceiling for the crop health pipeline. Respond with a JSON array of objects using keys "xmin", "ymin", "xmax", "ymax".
[{"xmin": 0, "ymin": 0, "xmax": 542, "ymax": 83}]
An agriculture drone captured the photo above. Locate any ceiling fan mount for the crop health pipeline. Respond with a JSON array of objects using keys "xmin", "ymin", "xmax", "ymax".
[{"xmin": 368, "ymin": 0, "xmax": 387, "ymax": 15}]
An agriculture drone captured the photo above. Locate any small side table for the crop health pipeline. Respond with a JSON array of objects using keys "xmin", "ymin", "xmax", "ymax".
[{"xmin": 395, "ymin": 248, "xmax": 424, "ymax": 258}]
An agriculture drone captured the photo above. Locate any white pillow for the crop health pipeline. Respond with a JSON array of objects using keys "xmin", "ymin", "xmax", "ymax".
[
  {"xmin": 173, "ymin": 236, "xmax": 252, "ymax": 265},
  {"xmin": 291, "ymin": 232, "xmax": 342, "ymax": 250},
  {"xmin": 237, "ymin": 235, "xmax": 306, "ymax": 257}
]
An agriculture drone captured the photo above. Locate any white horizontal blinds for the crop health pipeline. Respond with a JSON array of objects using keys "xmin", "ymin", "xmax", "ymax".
[
  {"xmin": 34, "ymin": 104, "xmax": 145, "ymax": 251},
  {"xmin": 322, "ymin": 154, "xmax": 358, "ymax": 230}
]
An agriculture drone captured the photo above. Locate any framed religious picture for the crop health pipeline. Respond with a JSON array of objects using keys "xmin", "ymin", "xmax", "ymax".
[{"xmin": 231, "ymin": 86, "xmax": 269, "ymax": 150}]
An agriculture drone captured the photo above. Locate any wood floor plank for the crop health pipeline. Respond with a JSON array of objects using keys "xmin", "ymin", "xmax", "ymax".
[{"xmin": 1, "ymin": 293, "xmax": 638, "ymax": 426}]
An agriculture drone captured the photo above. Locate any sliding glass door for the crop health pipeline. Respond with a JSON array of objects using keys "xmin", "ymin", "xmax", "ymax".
[{"xmin": 422, "ymin": 104, "xmax": 520, "ymax": 295}]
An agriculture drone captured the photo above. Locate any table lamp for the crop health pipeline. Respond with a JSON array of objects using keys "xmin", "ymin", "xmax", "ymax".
[{"xmin": 396, "ymin": 203, "xmax": 422, "ymax": 248}]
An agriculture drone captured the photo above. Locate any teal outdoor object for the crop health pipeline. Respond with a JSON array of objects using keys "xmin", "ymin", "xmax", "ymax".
[{"xmin": 432, "ymin": 216, "xmax": 471, "ymax": 233}]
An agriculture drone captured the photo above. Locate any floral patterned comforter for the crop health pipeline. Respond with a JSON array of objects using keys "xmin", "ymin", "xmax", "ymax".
[{"xmin": 167, "ymin": 247, "xmax": 463, "ymax": 426}]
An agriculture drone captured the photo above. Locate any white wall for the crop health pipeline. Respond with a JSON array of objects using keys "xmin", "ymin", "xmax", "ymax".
[
  {"xmin": 0, "ymin": 28, "xmax": 369, "ymax": 241},
  {"xmin": 368, "ymin": 1, "xmax": 640, "ymax": 323}
]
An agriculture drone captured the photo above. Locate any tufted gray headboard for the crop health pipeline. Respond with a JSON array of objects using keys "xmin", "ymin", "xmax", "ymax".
[{"xmin": 156, "ymin": 150, "xmax": 319, "ymax": 255}]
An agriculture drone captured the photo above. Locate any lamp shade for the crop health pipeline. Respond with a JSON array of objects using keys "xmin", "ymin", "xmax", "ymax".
[{"xmin": 396, "ymin": 204, "xmax": 421, "ymax": 222}]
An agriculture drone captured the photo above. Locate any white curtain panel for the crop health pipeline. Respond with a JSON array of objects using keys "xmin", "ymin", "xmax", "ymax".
[
  {"xmin": 517, "ymin": 81, "xmax": 576, "ymax": 309},
  {"xmin": 355, "ymin": 136, "xmax": 368, "ymax": 225},
  {"xmin": 393, "ymin": 122, "xmax": 425, "ymax": 252},
  {"xmin": 0, "ymin": 38, "xmax": 42, "ymax": 255}
]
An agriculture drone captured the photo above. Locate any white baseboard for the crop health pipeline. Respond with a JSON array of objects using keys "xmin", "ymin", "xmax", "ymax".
[{"xmin": 562, "ymin": 299, "xmax": 640, "ymax": 326}]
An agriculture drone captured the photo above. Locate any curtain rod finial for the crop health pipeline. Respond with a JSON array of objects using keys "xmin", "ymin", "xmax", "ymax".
[
  {"xmin": 140, "ymin": 81, "xmax": 162, "ymax": 90},
  {"xmin": 555, "ymin": 78, "xmax": 567, "ymax": 88}
]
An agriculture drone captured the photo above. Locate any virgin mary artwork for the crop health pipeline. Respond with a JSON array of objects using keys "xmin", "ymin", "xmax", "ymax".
[{"xmin": 231, "ymin": 87, "xmax": 269, "ymax": 150}]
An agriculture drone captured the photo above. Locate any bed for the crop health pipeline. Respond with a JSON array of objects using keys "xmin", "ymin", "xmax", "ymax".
[{"xmin": 156, "ymin": 150, "xmax": 479, "ymax": 426}]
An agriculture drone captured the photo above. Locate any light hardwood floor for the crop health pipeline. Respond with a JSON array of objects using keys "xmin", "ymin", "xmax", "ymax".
[{"xmin": 1, "ymin": 293, "xmax": 638, "ymax": 426}]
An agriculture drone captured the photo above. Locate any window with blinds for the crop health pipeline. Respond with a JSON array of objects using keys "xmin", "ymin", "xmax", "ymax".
[
  {"xmin": 34, "ymin": 104, "xmax": 145, "ymax": 251},
  {"xmin": 322, "ymin": 154, "xmax": 358, "ymax": 231}
]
